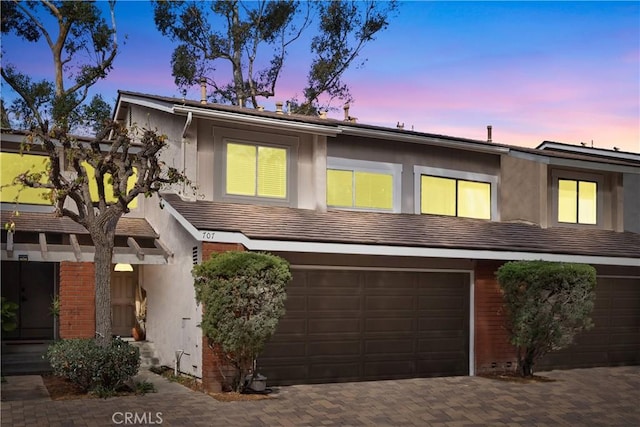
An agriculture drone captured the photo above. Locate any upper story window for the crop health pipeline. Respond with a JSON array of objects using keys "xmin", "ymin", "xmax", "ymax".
[
  {"xmin": 551, "ymin": 170, "xmax": 603, "ymax": 227},
  {"xmin": 558, "ymin": 179, "xmax": 597, "ymax": 224},
  {"xmin": 226, "ymin": 142, "xmax": 287, "ymax": 199},
  {"xmin": 0, "ymin": 152, "xmax": 51, "ymax": 205},
  {"xmin": 327, "ymin": 157, "xmax": 402, "ymax": 212},
  {"xmin": 414, "ymin": 166, "xmax": 498, "ymax": 220}
]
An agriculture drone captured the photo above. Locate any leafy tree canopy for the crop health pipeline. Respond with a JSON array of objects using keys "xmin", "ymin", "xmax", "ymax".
[
  {"xmin": 1, "ymin": 0, "xmax": 116, "ymax": 134},
  {"xmin": 153, "ymin": 0, "xmax": 398, "ymax": 114},
  {"xmin": 497, "ymin": 261, "xmax": 597, "ymax": 376}
]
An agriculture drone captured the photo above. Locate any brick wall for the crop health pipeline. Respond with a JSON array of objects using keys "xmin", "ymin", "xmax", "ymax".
[
  {"xmin": 201, "ymin": 242, "xmax": 245, "ymax": 392},
  {"xmin": 59, "ymin": 262, "xmax": 96, "ymax": 339},
  {"xmin": 474, "ymin": 260, "xmax": 517, "ymax": 374}
]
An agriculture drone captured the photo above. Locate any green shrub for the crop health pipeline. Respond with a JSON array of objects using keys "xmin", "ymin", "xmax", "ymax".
[
  {"xmin": 46, "ymin": 338, "xmax": 140, "ymax": 393},
  {"xmin": 193, "ymin": 251, "xmax": 291, "ymax": 392},
  {"xmin": 497, "ymin": 261, "xmax": 596, "ymax": 376}
]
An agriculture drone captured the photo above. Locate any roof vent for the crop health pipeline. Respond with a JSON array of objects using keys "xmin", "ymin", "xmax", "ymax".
[
  {"xmin": 200, "ymin": 78, "xmax": 207, "ymax": 105},
  {"xmin": 397, "ymin": 122, "xmax": 404, "ymax": 130},
  {"xmin": 487, "ymin": 125, "xmax": 492, "ymax": 143},
  {"xmin": 275, "ymin": 101, "xmax": 284, "ymax": 115},
  {"xmin": 343, "ymin": 103, "xmax": 357, "ymax": 123}
]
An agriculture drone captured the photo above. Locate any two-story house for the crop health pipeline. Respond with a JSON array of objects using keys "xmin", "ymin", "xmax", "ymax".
[{"xmin": 2, "ymin": 89, "xmax": 638, "ymax": 390}]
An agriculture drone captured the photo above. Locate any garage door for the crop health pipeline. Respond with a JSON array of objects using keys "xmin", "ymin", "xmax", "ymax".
[
  {"xmin": 537, "ymin": 277, "xmax": 640, "ymax": 370},
  {"xmin": 258, "ymin": 269, "xmax": 470, "ymax": 385}
]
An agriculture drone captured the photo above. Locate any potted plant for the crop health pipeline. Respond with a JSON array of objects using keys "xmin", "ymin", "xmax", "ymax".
[{"xmin": 133, "ymin": 286, "xmax": 147, "ymax": 341}]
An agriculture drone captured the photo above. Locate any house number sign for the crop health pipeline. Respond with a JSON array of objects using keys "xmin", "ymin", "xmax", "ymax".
[{"xmin": 201, "ymin": 231, "xmax": 216, "ymax": 241}]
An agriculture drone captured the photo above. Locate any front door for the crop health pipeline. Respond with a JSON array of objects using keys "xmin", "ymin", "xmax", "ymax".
[
  {"xmin": 111, "ymin": 270, "xmax": 137, "ymax": 337},
  {"xmin": 1, "ymin": 261, "xmax": 55, "ymax": 340}
]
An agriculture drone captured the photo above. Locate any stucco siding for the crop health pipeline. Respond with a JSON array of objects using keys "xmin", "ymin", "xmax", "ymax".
[
  {"xmin": 623, "ymin": 173, "xmax": 640, "ymax": 233},
  {"xmin": 142, "ymin": 194, "xmax": 203, "ymax": 378},
  {"xmin": 500, "ymin": 156, "xmax": 547, "ymax": 226}
]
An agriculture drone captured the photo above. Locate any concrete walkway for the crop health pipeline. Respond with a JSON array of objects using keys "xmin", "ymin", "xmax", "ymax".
[{"xmin": 2, "ymin": 366, "xmax": 639, "ymax": 426}]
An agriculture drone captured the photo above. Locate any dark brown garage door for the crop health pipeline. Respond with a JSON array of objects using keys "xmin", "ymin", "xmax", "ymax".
[
  {"xmin": 537, "ymin": 276, "xmax": 640, "ymax": 370},
  {"xmin": 258, "ymin": 269, "xmax": 470, "ymax": 385}
]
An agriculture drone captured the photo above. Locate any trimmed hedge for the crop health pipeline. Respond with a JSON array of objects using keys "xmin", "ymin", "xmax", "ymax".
[
  {"xmin": 497, "ymin": 260, "xmax": 596, "ymax": 376},
  {"xmin": 46, "ymin": 338, "xmax": 140, "ymax": 394}
]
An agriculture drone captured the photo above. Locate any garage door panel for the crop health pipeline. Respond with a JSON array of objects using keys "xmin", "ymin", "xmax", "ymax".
[
  {"xmin": 365, "ymin": 295, "xmax": 415, "ymax": 310},
  {"xmin": 417, "ymin": 359, "xmax": 468, "ymax": 376},
  {"xmin": 272, "ymin": 318, "xmax": 307, "ymax": 334},
  {"xmin": 309, "ymin": 341, "xmax": 360, "ymax": 356},
  {"xmin": 418, "ymin": 337, "xmax": 467, "ymax": 353},
  {"xmin": 366, "ymin": 317, "xmax": 415, "ymax": 332},
  {"xmin": 418, "ymin": 317, "xmax": 466, "ymax": 331},
  {"xmin": 365, "ymin": 339, "xmax": 414, "ymax": 354},
  {"xmin": 261, "ymin": 341, "xmax": 307, "ymax": 357},
  {"xmin": 308, "ymin": 271, "xmax": 360, "ymax": 288},
  {"xmin": 284, "ymin": 295, "xmax": 307, "ymax": 311},
  {"xmin": 309, "ymin": 361, "xmax": 361, "ymax": 381},
  {"xmin": 260, "ymin": 269, "xmax": 470, "ymax": 384},
  {"xmin": 364, "ymin": 360, "xmax": 414, "ymax": 377},
  {"xmin": 418, "ymin": 295, "xmax": 465, "ymax": 310},
  {"xmin": 308, "ymin": 295, "xmax": 360, "ymax": 310},
  {"xmin": 611, "ymin": 315, "xmax": 640, "ymax": 328},
  {"xmin": 308, "ymin": 318, "xmax": 360, "ymax": 333},
  {"xmin": 364, "ymin": 272, "xmax": 417, "ymax": 289},
  {"xmin": 261, "ymin": 363, "xmax": 309, "ymax": 385}
]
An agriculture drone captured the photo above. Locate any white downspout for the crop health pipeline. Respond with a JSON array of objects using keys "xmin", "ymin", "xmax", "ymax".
[{"xmin": 181, "ymin": 112, "xmax": 193, "ymax": 197}]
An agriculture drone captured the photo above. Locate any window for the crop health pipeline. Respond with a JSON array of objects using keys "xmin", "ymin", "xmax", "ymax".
[
  {"xmin": 226, "ymin": 142, "xmax": 287, "ymax": 199},
  {"xmin": 414, "ymin": 166, "xmax": 498, "ymax": 220},
  {"xmin": 326, "ymin": 157, "xmax": 402, "ymax": 212},
  {"xmin": 0, "ymin": 152, "xmax": 51, "ymax": 205},
  {"xmin": 558, "ymin": 179, "xmax": 597, "ymax": 224}
]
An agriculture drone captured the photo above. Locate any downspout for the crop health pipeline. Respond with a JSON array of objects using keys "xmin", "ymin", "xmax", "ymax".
[{"xmin": 181, "ymin": 112, "xmax": 193, "ymax": 197}]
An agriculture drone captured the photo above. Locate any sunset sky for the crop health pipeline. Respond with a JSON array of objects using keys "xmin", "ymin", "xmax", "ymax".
[{"xmin": 2, "ymin": 1, "xmax": 639, "ymax": 152}]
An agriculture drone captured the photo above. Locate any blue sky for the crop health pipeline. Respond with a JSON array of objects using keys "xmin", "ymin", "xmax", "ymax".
[{"xmin": 2, "ymin": 1, "xmax": 639, "ymax": 151}]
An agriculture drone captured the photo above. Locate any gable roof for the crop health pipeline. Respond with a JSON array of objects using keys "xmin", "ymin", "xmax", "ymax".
[{"xmin": 162, "ymin": 194, "xmax": 640, "ymax": 266}]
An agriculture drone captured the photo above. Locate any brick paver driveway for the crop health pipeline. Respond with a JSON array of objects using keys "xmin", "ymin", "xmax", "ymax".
[{"xmin": 2, "ymin": 366, "xmax": 639, "ymax": 426}]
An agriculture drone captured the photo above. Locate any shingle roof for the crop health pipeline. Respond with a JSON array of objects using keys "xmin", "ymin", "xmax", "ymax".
[
  {"xmin": 162, "ymin": 194, "xmax": 640, "ymax": 259},
  {"xmin": 1, "ymin": 210, "xmax": 158, "ymax": 238}
]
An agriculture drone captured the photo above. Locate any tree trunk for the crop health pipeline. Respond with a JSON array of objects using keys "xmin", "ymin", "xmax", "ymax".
[
  {"xmin": 91, "ymin": 229, "xmax": 116, "ymax": 347},
  {"xmin": 519, "ymin": 348, "xmax": 535, "ymax": 377}
]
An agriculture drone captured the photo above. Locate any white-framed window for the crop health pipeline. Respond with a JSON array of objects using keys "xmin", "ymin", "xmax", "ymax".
[
  {"xmin": 224, "ymin": 140, "xmax": 288, "ymax": 199},
  {"xmin": 551, "ymin": 170, "xmax": 603, "ymax": 226},
  {"xmin": 414, "ymin": 166, "xmax": 499, "ymax": 220},
  {"xmin": 327, "ymin": 157, "xmax": 402, "ymax": 212}
]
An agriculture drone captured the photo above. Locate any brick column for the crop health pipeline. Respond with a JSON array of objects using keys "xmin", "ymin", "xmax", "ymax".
[
  {"xmin": 59, "ymin": 262, "xmax": 96, "ymax": 339},
  {"xmin": 201, "ymin": 242, "xmax": 245, "ymax": 392},
  {"xmin": 474, "ymin": 261, "xmax": 517, "ymax": 374}
]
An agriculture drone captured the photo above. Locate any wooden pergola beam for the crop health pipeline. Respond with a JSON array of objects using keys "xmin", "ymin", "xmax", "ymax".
[
  {"xmin": 6, "ymin": 231, "xmax": 14, "ymax": 258},
  {"xmin": 154, "ymin": 238, "xmax": 173, "ymax": 259},
  {"xmin": 39, "ymin": 233, "xmax": 48, "ymax": 260},
  {"xmin": 69, "ymin": 234, "xmax": 82, "ymax": 261},
  {"xmin": 127, "ymin": 237, "xmax": 144, "ymax": 260}
]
